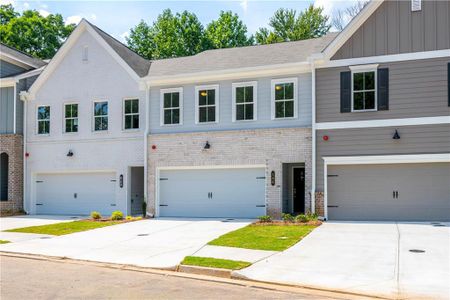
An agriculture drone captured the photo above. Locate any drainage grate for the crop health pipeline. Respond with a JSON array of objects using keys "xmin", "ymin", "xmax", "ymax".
[
  {"xmin": 409, "ymin": 249, "xmax": 425, "ymax": 253},
  {"xmin": 137, "ymin": 233, "xmax": 149, "ymax": 237}
]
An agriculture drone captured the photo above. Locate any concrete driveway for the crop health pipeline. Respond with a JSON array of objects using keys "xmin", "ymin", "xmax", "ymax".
[
  {"xmin": 236, "ymin": 222, "xmax": 450, "ymax": 300},
  {"xmin": 0, "ymin": 218, "xmax": 251, "ymax": 269}
]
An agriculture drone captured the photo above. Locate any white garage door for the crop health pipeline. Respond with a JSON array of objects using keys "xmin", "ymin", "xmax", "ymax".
[
  {"xmin": 36, "ymin": 172, "xmax": 116, "ymax": 215},
  {"xmin": 159, "ymin": 168, "xmax": 266, "ymax": 218}
]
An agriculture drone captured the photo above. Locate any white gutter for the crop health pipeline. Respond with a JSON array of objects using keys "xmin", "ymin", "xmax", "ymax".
[
  {"xmin": 19, "ymin": 91, "xmax": 29, "ymax": 214},
  {"xmin": 143, "ymin": 83, "xmax": 150, "ymax": 216},
  {"xmin": 310, "ymin": 61, "xmax": 316, "ymax": 215}
]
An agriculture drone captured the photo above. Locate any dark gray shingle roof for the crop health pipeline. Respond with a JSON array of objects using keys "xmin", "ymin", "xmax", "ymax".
[{"xmin": 0, "ymin": 43, "xmax": 47, "ymax": 69}]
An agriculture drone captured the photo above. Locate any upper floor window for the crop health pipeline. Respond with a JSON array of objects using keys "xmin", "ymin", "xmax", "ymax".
[
  {"xmin": 272, "ymin": 78, "xmax": 298, "ymax": 119},
  {"xmin": 195, "ymin": 85, "xmax": 219, "ymax": 124},
  {"xmin": 232, "ymin": 82, "xmax": 257, "ymax": 121},
  {"xmin": 352, "ymin": 69, "xmax": 377, "ymax": 112},
  {"xmin": 37, "ymin": 105, "xmax": 50, "ymax": 135},
  {"xmin": 123, "ymin": 98, "xmax": 139, "ymax": 130},
  {"xmin": 160, "ymin": 88, "xmax": 182, "ymax": 126},
  {"xmin": 64, "ymin": 103, "xmax": 78, "ymax": 133},
  {"xmin": 93, "ymin": 101, "xmax": 108, "ymax": 131}
]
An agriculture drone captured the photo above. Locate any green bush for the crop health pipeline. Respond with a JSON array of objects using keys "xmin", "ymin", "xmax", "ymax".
[
  {"xmin": 110, "ymin": 211, "xmax": 124, "ymax": 221},
  {"xmin": 307, "ymin": 212, "xmax": 319, "ymax": 221},
  {"xmin": 295, "ymin": 214, "xmax": 308, "ymax": 223},
  {"xmin": 258, "ymin": 215, "xmax": 272, "ymax": 223},
  {"xmin": 281, "ymin": 213, "xmax": 294, "ymax": 223},
  {"xmin": 90, "ymin": 211, "xmax": 101, "ymax": 220}
]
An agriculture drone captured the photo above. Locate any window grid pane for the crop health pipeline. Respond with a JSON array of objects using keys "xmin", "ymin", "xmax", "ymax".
[
  {"xmin": 37, "ymin": 106, "xmax": 50, "ymax": 134},
  {"xmin": 235, "ymin": 85, "xmax": 254, "ymax": 121},
  {"xmin": 124, "ymin": 99, "xmax": 139, "ymax": 129},
  {"xmin": 198, "ymin": 89, "xmax": 216, "ymax": 123},
  {"xmin": 353, "ymin": 71, "xmax": 376, "ymax": 111}
]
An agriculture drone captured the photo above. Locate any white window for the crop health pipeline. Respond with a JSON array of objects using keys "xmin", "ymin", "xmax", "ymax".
[
  {"xmin": 195, "ymin": 85, "xmax": 219, "ymax": 124},
  {"xmin": 93, "ymin": 101, "xmax": 108, "ymax": 131},
  {"xmin": 64, "ymin": 103, "xmax": 78, "ymax": 133},
  {"xmin": 350, "ymin": 66, "xmax": 377, "ymax": 112},
  {"xmin": 232, "ymin": 82, "xmax": 257, "ymax": 122},
  {"xmin": 37, "ymin": 105, "xmax": 50, "ymax": 135},
  {"xmin": 160, "ymin": 88, "xmax": 183, "ymax": 126},
  {"xmin": 123, "ymin": 98, "xmax": 139, "ymax": 130},
  {"xmin": 271, "ymin": 78, "xmax": 298, "ymax": 119}
]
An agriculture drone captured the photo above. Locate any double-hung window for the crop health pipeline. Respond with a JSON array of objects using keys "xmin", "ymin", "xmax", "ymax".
[
  {"xmin": 93, "ymin": 101, "xmax": 108, "ymax": 131},
  {"xmin": 272, "ymin": 78, "xmax": 298, "ymax": 119},
  {"xmin": 232, "ymin": 82, "xmax": 257, "ymax": 121},
  {"xmin": 195, "ymin": 85, "xmax": 219, "ymax": 124},
  {"xmin": 161, "ymin": 88, "xmax": 182, "ymax": 126},
  {"xmin": 124, "ymin": 98, "xmax": 139, "ymax": 130},
  {"xmin": 64, "ymin": 103, "xmax": 78, "ymax": 133},
  {"xmin": 351, "ymin": 68, "xmax": 377, "ymax": 112},
  {"xmin": 37, "ymin": 105, "xmax": 50, "ymax": 135}
]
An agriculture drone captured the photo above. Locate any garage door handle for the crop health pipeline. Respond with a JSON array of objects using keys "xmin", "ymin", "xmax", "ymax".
[
  {"xmin": 327, "ymin": 205, "xmax": 339, "ymax": 208},
  {"xmin": 36, "ymin": 203, "xmax": 43, "ymax": 206},
  {"xmin": 256, "ymin": 205, "xmax": 266, "ymax": 207},
  {"xmin": 160, "ymin": 204, "xmax": 168, "ymax": 207}
]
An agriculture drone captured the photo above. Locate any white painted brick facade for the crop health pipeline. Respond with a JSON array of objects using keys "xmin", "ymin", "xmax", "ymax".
[{"xmin": 147, "ymin": 127, "xmax": 312, "ymax": 218}]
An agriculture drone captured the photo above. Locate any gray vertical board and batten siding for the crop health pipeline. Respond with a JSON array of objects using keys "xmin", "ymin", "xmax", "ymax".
[
  {"xmin": 0, "ymin": 60, "xmax": 27, "ymax": 78},
  {"xmin": 15, "ymin": 75, "xmax": 38, "ymax": 134},
  {"xmin": 332, "ymin": 0, "xmax": 450, "ymax": 60},
  {"xmin": 0, "ymin": 87, "xmax": 14, "ymax": 133},
  {"xmin": 316, "ymin": 57, "xmax": 450, "ymax": 123},
  {"xmin": 149, "ymin": 73, "xmax": 312, "ymax": 133}
]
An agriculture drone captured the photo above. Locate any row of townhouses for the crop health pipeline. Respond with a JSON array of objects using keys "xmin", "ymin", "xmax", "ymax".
[{"xmin": 1, "ymin": 0, "xmax": 449, "ymax": 221}]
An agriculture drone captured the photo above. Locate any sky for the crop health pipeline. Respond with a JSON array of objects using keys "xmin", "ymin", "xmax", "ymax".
[{"xmin": 1, "ymin": 0, "xmax": 357, "ymax": 42}]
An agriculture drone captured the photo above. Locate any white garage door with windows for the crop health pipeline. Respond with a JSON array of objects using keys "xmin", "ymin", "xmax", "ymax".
[
  {"xmin": 35, "ymin": 172, "xmax": 116, "ymax": 215},
  {"xmin": 158, "ymin": 167, "xmax": 266, "ymax": 218}
]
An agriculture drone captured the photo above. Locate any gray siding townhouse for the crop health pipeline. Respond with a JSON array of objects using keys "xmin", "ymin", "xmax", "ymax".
[
  {"xmin": 0, "ymin": 43, "xmax": 46, "ymax": 213},
  {"xmin": 312, "ymin": 0, "xmax": 450, "ymax": 221}
]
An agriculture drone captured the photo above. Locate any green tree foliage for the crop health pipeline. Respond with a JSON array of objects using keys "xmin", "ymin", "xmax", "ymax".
[
  {"xmin": 0, "ymin": 4, "xmax": 75, "ymax": 59},
  {"xmin": 204, "ymin": 11, "xmax": 253, "ymax": 49},
  {"xmin": 256, "ymin": 5, "xmax": 330, "ymax": 45}
]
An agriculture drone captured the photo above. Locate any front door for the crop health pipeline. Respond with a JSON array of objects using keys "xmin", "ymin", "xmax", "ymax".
[{"xmin": 293, "ymin": 168, "xmax": 305, "ymax": 214}]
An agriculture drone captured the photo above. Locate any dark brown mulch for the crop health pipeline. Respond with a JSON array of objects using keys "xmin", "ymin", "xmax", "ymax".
[{"xmin": 254, "ymin": 220, "xmax": 322, "ymax": 226}]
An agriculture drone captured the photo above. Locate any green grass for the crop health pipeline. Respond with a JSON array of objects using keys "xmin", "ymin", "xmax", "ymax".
[
  {"xmin": 208, "ymin": 224, "xmax": 316, "ymax": 251},
  {"xmin": 181, "ymin": 256, "xmax": 251, "ymax": 270},
  {"xmin": 0, "ymin": 240, "xmax": 11, "ymax": 244},
  {"xmin": 4, "ymin": 220, "xmax": 123, "ymax": 236}
]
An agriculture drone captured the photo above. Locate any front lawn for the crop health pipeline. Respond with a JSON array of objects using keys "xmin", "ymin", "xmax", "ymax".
[
  {"xmin": 0, "ymin": 240, "xmax": 10, "ymax": 244},
  {"xmin": 208, "ymin": 224, "xmax": 316, "ymax": 251},
  {"xmin": 181, "ymin": 256, "xmax": 251, "ymax": 270},
  {"xmin": 4, "ymin": 220, "xmax": 123, "ymax": 236}
]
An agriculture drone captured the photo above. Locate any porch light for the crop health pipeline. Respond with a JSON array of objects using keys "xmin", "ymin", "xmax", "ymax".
[
  {"xmin": 204, "ymin": 141, "xmax": 211, "ymax": 150},
  {"xmin": 392, "ymin": 130, "xmax": 400, "ymax": 140},
  {"xmin": 67, "ymin": 150, "xmax": 74, "ymax": 157}
]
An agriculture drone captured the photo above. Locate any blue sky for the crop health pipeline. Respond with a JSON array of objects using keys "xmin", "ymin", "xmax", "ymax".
[{"xmin": 4, "ymin": 0, "xmax": 356, "ymax": 42}]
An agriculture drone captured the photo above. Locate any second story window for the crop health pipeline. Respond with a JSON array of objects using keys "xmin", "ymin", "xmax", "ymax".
[
  {"xmin": 64, "ymin": 103, "xmax": 78, "ymax": 133},
  {"xmin": 124, "ymin": 99, "xmax": 139, "ymax": 130},
  {"xmin": 94, "ymin": 101, "xmax": 108, "ymax": 131},
  {"xmin": 232, "ymin": 82, "xmax": 257, "ymax": 121},
  {"xmin": 161, "ymin": 88, "xmax": 182, "ymax": 126},
  {"xmin": 272, "ymin": 78, "xmax": 298, "ymax": 119},
  {"xmin": 352, "ymin": 70, "xmax": 377, "ymax": 112},
  {"xmin": 195, "ymin": 85, "xmax": 219, "ymax": 124},
  {"xmin": 37, "ymin": 105, "xmax": 50, "ymax": 135}
]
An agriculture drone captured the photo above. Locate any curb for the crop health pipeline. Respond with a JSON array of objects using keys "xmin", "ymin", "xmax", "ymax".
[{"xmin": 177, "ymin": 265, "xmax": 231, "ymax": 278}]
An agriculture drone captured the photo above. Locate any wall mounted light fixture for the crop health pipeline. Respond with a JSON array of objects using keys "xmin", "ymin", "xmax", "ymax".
[
  {"xmin": 393, "ymin": 130, "xmax": 401, "ymax": 140},
  {"xmin": 204, "ymin": 141, "xmax": 211, "ymax": 150},
  {"xmin": 67, "ymin": 150, "xmax": 74, "ymax": 157}
]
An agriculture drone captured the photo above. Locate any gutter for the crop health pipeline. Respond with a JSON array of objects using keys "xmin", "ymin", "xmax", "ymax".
[
  {"xmin": 143, "ymin": 83, "xmax": 150, "ymax": 217},
  {"xmin": 19, "ymin": 91, "xmax": 29, "ymax": 214},
  {"xmin": 310, "ymin": 61, "xmax": 316, "ymax": 215}
]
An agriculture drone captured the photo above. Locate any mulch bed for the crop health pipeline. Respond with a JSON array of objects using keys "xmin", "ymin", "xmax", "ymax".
[{"xmin": 254, "ymin": 220, "xmax": 322, "ymax": 226}]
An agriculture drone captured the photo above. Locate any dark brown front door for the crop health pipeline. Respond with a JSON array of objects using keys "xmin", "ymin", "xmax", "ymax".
[{"xmin": 293, "ymin": 168, "xmax": 305, "ymax": 213}]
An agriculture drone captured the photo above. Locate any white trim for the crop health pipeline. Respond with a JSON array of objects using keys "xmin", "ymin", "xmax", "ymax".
[
  {"xmin": 13, "ymin": 84, "xmax": 16, "ymax": 134},
  {"xmin": 194, "ymin": 84, "xmax": 220, "ymax": 124},
  {"xmin": 63, "ymin": 102, "xmax": 79, "ymax": 134},
  {"xmin": 159, "ymin": 87, "xmax": 183, "ymax": 126},
  {"xmin": 0, "ymin": 52, "xmax": 40, "ymax": 69},
  {"xmin": 0, "ymin": 78, "xmax": 16, "ymax": 88},
  {"xmin": 351, "ymin": 68, "xmax": 377, "ymax": 112},
  {"xmin": 122, "ymin": 97, "xmax": 140, "ymax": 131},
  {"xmin": 14, "ymin": 67, "xmax": 45, "ymax": 81},
  {"xmin": 92, "ymin": 99, "xmax": 109, "ymax": 132},
  {"xmin": 311, "ymin": 64, "xmax": 316, "ymax": 214},
  {"xmin": 316, "ymin": 116, "xmax": 450, "ymax": 130},
  {"xmin": 232, "ymin": 81, "xmax": 258, "ymax": 122},
  {"xmin": 322, "ymin": 153, "xmax": 450, "ymax": 220},
  {"xmin": 36, "ymin": 104, "xmax": 50, "ymax": 135},
  {"xmin": 349, "ymin": 64, "xmax": 379, "ymax": 71},
  {"xmin": 144, "ymin": 84, "xmax": 150, "ymax": 215},
  {"xmin": 271, "ymin": 77, "xmax": 298, "ymax": 120}
]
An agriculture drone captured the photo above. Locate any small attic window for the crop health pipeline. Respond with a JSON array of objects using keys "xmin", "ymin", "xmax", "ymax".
[
  {"xmin": 82, "ymin": 46, "xmax": 88, "ymax": 62},
  {"xmin": 411, "ymin": 0, "xmax": 421, "ymax": 12}
]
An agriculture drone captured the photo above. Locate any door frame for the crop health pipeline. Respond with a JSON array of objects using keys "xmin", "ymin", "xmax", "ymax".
[
  {"xmin": 322, "ymin": 153, "xmax": 450, "ymax": 220},
  {"xmin": 291, "ymin": 166, "xmax": 305, "ymax": 214},
  {"xmin": 155, "ymin": 164, "xmax": 266, "ymax": 217}
]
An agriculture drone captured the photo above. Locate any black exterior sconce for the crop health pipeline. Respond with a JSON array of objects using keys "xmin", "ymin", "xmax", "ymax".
[
  {"xmin": 119, "ymin": 174, "xmax": 123, "ymax": 188},
  {"xmin": 204, "ymin": 141, "xmax": 211, "ymax": 150},
  {"xmin": 67, "ymin": 150, "xmax": 74, "ymax": 157},
  {"xmin": 271, "ymin": 171, "xmax": 275, "ymax": 186},
  {"xmin": 392, "ymin": 130, "xmax": 401, "ymax": 140}
]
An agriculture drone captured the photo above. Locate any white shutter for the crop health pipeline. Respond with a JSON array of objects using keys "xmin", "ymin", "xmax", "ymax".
[{"xmin": 411, "ymin": 0, "xmax": 421, "ymax": 12}]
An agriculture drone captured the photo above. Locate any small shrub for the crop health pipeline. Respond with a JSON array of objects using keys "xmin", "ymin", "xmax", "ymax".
[
  {"xmin": 307, "ymin": 212, "xmax": 319, "ymax": 221},
  {"xmin": 126, "ymin": 215, "xmax": 132, "ymax": 220},
  {"xmin": 295, "ymin": 214, "xmax": 308, "ymax": 223},
  {"xmin": 90, "ymin": 211, "xmax": 101, "ymax": 220},
  {"xmin": 281, "ymin": 213, "xmax": 294, "ymax": 223},
  {"xmin": 258, "ymin": 215, "xmax": 272, "ymax": 223},
  {"xmin": 111, "ymin": 211, "xmax": 124, "ymax": 221}
]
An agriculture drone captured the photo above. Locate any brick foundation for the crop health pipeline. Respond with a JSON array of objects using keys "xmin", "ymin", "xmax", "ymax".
[
  {"xmin": 314, "ymin": 191, "xmax": 324, "ymax": 217},
  {"xmin": 0, "ymin": 134, "xmax": 23, "ymax": 214}
]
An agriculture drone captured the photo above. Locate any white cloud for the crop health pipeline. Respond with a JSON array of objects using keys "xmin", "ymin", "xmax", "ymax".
[
  {"xmin": 119, "ymin": 31, "xmax": 130, "ymax": 42},
  {"xmin": 38, "ymin": 9, "xmax": 50, "ymax": 17},
  {"xmin": 23, "ymin": 2, "xmax": 29, "ymax": 9},
  {"xmin": 65, "ymin": 15, "xmax": 82, "ymax": 25},
  {"xmin": 240, "ymin": 0, "xmax": 248, "ymax": 13},
  {"xmin": 0, "ymin": 0, "xmax": 15, "ymax": 5},
  {"xmin": 314, "ymin": 0, "xmax": 334, "ymax": 17}
]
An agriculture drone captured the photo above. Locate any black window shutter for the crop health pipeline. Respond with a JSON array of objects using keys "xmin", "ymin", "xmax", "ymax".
[
  {"xmin": 340, "ymin": 71, "xmax": 351, "ymax": 113},
  {"xmin": 378, "ymin": 68, "xmax": 389, "ymax": 111},
  {"xmin": 447, "ymin": 63, "xmax": 449, "ymax": 106}
]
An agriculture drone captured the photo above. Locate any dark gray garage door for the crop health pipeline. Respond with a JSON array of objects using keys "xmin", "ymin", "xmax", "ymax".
[{"xmin": 327, "ymin": 163, "xmax": 450, "ymax": 221}]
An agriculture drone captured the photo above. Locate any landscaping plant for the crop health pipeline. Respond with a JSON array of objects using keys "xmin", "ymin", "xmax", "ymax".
[
  {"xmin": 111, "ymin": 211, "xmax": 124, "ymax": 221},
  {"xmin": 282, "ymin": 213, "xmax": 295, "ymax": 223},
  {"xmin": 295, "ymin": 214, "xmax": 309, "ymax": 223},
  {"xmin": 90, "ymin": 211, "xmax": 101, "ymax": 220},
  {"xmin": 258, "ymin": 215, "xmax": 272, "ymax": 223}
]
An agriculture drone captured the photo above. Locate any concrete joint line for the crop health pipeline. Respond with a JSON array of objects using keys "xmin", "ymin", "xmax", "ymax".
[{"xmin": 395, "ymin": 222, "xmax": 401, "ymax": 297}]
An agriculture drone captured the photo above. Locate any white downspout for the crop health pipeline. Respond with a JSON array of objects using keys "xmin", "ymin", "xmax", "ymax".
[
  {"xmin": 310, "ymin": 61, "xmax": 316, "ymax": 215},
  {"xmin": 20, "ymin": 91, "xmax": 28, "ymax": 214},
  {"xmin": 143, "ymin": 83, "xmax": 150, "ymax": 216}
]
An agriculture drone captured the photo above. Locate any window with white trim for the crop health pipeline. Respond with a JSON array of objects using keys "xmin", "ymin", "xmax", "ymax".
[
  {"xmin": 196, "ymin": 85, "xmax": 218, "ymax": 123},
  {"xmin": 352, "ymin": 70, "xmax": 376, "ymax": 111},
  {"xmin": 272, "ymin": 78, "xmax": 297, "ymax": 119},
  {"xmin": 233, "ymin": 82, "xmax": 256, "ymax": 121},
  {"xmin": 37, "ymin": 105, "xmax": 50, "ymax": 134},
  {"xmin": 161, "ymin": 89, "xmax": 182, "ymax": 125},
  {"xmin": 124, "ymin": 99, "xmax": 139, "ymax": 130},
  {"xmin": 64, "ymin": 103, "xmax": 78, "ymax": 133},
  {"xmin": 93, "ymin": 101, "xmax": 108, "ymax": 131}
]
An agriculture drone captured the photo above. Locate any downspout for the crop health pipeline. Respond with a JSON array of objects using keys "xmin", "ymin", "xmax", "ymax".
[
  {"xmin": 143, "ymin": 83, "xmax": 150, "ymax": 217},
  {"xmin": 20, "ymin": 90, "xmax": 28, "ymax": 214},
  {"xmin": 310, "ymin": 61, "xmax": 316, "ymax": 215}
]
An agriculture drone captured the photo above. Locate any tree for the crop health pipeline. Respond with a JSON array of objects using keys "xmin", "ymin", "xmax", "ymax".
[
  {"xmin": 331, "ymin": 1, "xmax": 369, "ymax": 31},
  {"xmin": 205, "ymin": 11, "xmax": 253, "ymax": 49},
  {"xmin": 256, "ymin": 5, "xmax": 330, "ymax": 45},
  {"xmin": 0, "ymin": 4, "xmax": 75, "ymax": 59}
]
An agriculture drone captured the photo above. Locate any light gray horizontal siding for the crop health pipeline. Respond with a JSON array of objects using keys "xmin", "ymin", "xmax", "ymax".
[
  {"xmin": 332, "ymin": 0, "xmax": 450, "ymax": 60},
  {"xmin": 0, "ymin": 60, "xmax": 26, "ymax": 78},
  {"xmin": 149, "ymin": 73, "xmax": 312, "ymax": 134},
  {"xmin": 316, "ymin": 57, "xmax": 450, "ymax": 123},
  {"xmin": 0, "ymin": 87, "xmax": 14, "ymax": 133},
  {"xmin": 315, "ymin": 124, "xmax": 450, "ymax": 191}
]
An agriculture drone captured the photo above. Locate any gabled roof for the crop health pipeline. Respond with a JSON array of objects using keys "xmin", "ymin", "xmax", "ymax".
[{"xmin": 0, "ymin": 43, "xmax": 47, "ymax": 70}]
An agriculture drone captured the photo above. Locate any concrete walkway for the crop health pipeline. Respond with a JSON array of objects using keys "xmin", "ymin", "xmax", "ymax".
[
  {"xmin": 193, "ymin": 245, "xmax": 277, "ymax": 263},
  {"xmin": 235, "ymin": 221, "xmax": 450, "ymax": 300},
  {"xmin": 0, "ymin": 215, "xmax": 82, "ymax": 231}
]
